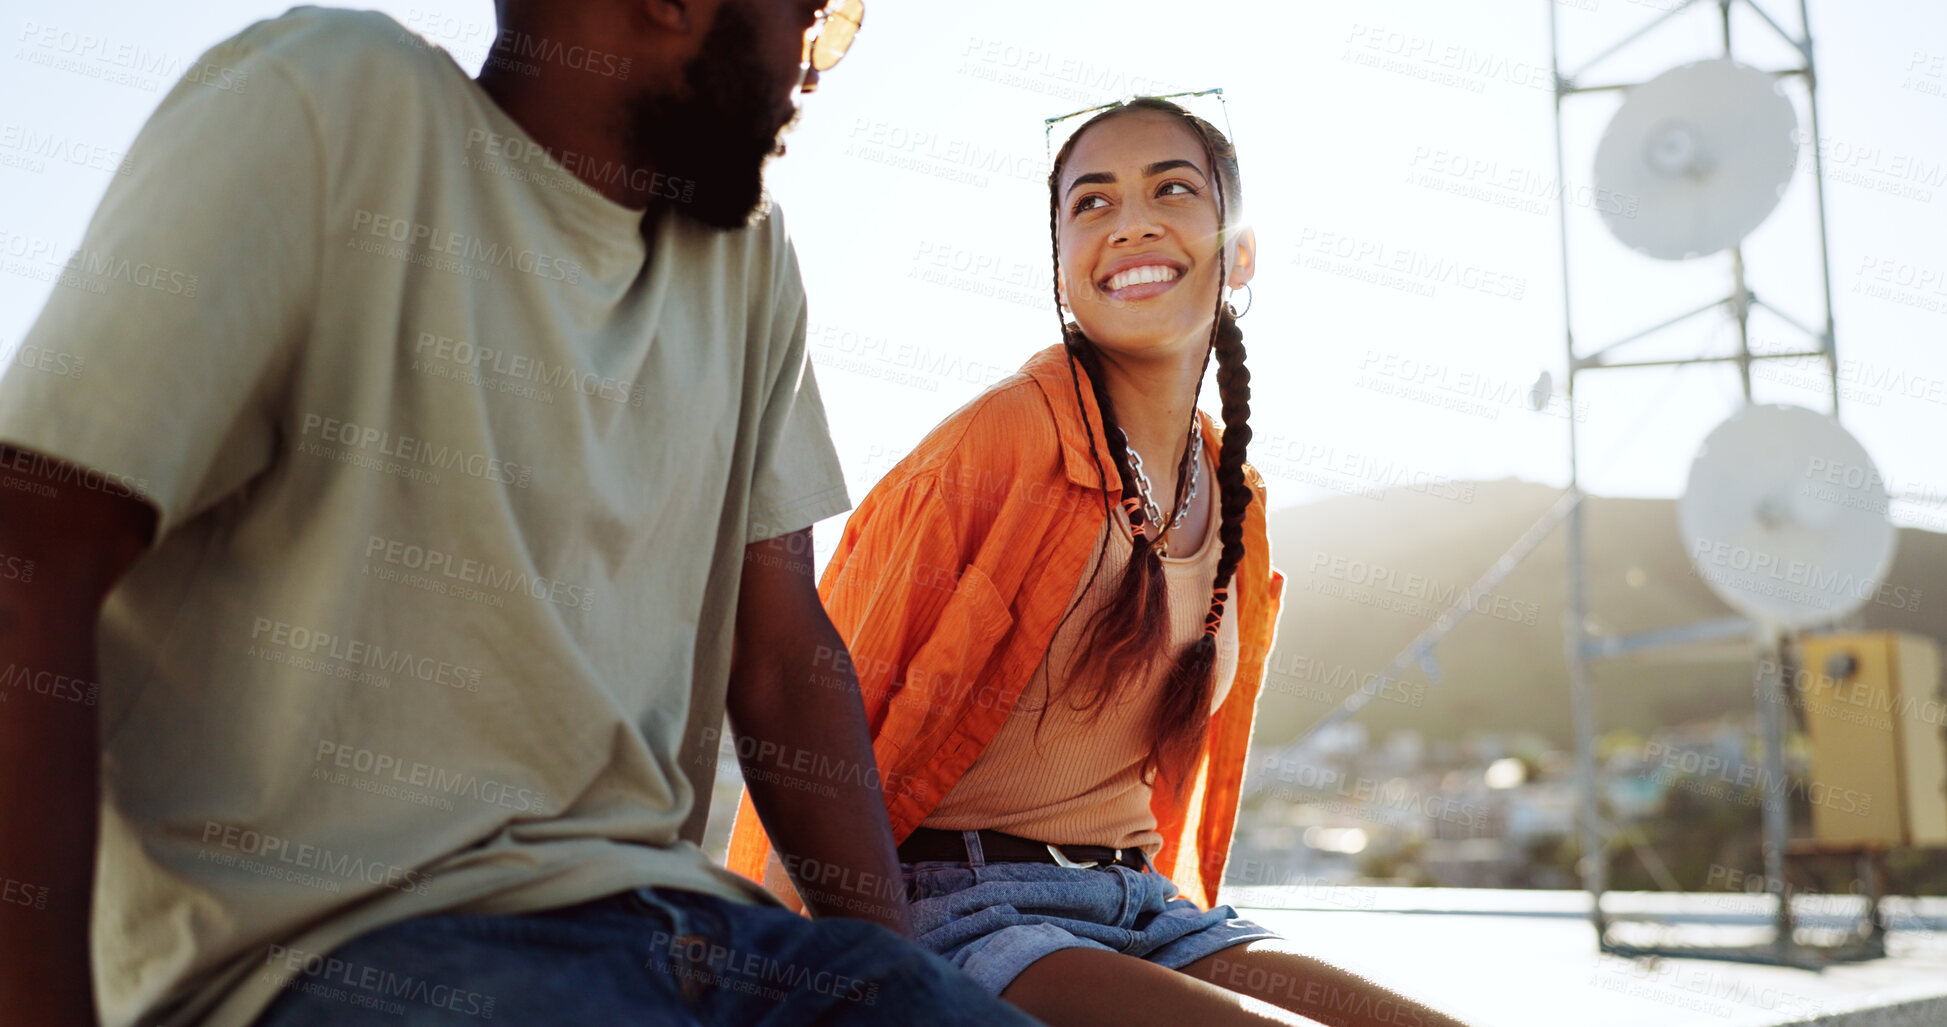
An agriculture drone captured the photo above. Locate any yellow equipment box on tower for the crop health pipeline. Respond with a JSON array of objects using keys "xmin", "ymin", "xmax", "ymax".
[{"xmin": 1794, "ymin": 632, "xmax": 1946, "ymax": 849}]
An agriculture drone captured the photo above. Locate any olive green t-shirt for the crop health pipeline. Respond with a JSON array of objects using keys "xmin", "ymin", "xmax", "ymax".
[{"xmin": 0, "ymin": 7, "xmax": 848, "ymax": 1026}]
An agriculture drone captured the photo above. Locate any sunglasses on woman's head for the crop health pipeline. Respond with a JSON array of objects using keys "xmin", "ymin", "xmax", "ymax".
[
  {"xmin": 1043, "ymin": 87, "xmax": 1232, "ymax": 169},
  {"xmin": 803, "ymin": 0, "xmax": 865, "ymax": 72}
]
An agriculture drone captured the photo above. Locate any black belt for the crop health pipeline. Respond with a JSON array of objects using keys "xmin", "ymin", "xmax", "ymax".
[{"xmin": 898, "ymin": 827, "xmax": 1149, "ymax": 871}]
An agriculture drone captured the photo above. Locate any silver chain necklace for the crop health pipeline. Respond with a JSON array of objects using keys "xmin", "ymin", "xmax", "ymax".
[{"xmin": 1121, "ymin": 415, "xmax": 1201, "ymax": 552}]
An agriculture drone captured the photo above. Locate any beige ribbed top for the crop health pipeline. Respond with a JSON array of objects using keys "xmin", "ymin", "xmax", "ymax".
[{"xmin": 922, "ymin": 447, "xmax": 1242, "ymax": 853}]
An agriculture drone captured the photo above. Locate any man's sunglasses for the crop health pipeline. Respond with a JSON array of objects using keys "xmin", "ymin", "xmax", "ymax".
[{"xmin": 804, "ymin": 0, "xmax": 865, "ymax": 73}]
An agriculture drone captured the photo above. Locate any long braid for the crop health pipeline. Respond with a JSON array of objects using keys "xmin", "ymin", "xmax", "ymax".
[
  {"xmin": 1138, "ymin": 122, "xmax": 1247, "ymax": 788},
  {"xmin": 1051, "ymin": 155, "xmax": 1118, "ymax": 646},
  {"xmin": 1064, "ymin": 339, "xmax": 1173, "ymax": 705},
  {"xmin": 1138, "ymin": 306, "xmax": 1252, "ymax": 788},
  {"xmin": 1209, "ymin": 310, "xmax": 1254, "ymax": 616}
]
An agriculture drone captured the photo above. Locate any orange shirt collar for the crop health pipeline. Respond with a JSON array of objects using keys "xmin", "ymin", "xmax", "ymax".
[{"xmin": 1022, "ymin": 343, "xmax": 1221, "ymax": 494}]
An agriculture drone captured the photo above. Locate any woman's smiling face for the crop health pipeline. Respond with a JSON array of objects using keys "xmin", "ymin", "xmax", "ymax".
[{"xmin": 1055, "ymin": 108, "xmax": 1252, "ymax": 358}]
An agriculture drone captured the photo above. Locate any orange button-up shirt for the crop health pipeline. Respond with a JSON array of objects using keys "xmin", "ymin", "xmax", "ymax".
[{"xmin": 728, "ymin": 343, "xmax": 1284, "ymax": 910}]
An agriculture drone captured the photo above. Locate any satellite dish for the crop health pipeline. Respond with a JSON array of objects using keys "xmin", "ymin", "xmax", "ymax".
[
  {"xmin": 1594, "ymin": 58, "xmax": 1799, "ymax": 260},
  {"xmin": 1678, "ymin": 405, "xmax": 1897, "ymax": 630}
]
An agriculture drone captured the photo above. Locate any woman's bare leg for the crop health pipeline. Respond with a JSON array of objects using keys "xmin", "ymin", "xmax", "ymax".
[
  {"xmin": 1000, "ymin": 947, "xmax": 1329, "ymax": 1026},
  {"xmin": 1180, "ymin": 940, "xmax": 1475, "ymax": 1027}
]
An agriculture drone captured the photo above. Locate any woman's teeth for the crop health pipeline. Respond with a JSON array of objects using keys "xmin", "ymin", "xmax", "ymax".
[{"xmin": 1104, "ymin": 265, "xmax": 1181, "ymax": 291}]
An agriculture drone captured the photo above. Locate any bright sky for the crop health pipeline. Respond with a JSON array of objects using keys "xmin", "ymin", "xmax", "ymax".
[{"xmin": 3, "ymin": 0, "xmax": 1944, "ymax": 562}]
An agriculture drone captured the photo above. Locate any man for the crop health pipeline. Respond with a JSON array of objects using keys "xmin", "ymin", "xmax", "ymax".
[{"xmin": 0, "ymin": 1, "xmax": 1042, "ymax": 1024}]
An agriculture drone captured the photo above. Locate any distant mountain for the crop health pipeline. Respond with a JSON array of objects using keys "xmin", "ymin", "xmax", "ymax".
[{"xmin": 1254, "ymin": 479, "xmax": 1947, "ymax": 749}]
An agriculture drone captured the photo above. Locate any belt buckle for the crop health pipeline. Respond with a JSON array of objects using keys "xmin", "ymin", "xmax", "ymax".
[{"xmin": 1046, "ymin": 843, "xmax": 1103, "ymax": 870}]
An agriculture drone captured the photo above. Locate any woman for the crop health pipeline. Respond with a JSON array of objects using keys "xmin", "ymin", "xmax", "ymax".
[{"xmin": 731, "ymin": 98, "xmax": 1469, "ymax": 1027}]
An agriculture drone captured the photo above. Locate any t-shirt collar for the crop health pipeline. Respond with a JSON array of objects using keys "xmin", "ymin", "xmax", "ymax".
[{"xmin": 435, "ymin": 51, "xmax": 651, "ymax": 258}]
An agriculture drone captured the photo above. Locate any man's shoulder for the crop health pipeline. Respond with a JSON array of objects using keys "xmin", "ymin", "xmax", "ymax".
[{"xmin": 208, "ymin": 6, "xmax": 456, "ymax": 109}]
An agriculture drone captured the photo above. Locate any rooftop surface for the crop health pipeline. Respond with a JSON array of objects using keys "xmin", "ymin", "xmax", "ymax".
[{"xmin": 1226, "ymin": 889, "xmax": 1947, "ymax": 1026}]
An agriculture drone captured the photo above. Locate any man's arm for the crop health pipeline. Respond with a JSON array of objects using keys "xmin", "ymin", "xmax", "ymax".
[
  {"xmin": 0, "ymin": 447, "xmax": 156, "ymax": 1026},
  {"xmin": 724, "ymin": 528, "xmax": 913, "ymax": 938}
]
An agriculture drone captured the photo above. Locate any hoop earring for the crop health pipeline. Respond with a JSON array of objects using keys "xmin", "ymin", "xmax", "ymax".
[{"xmin": 1228, "ymin": 283, "xmax": 1253, "ymax": 319}]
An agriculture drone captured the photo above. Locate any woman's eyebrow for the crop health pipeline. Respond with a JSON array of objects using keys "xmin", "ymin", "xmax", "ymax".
[
  {"xmin": 1063, "ymin": 159, "xmax": 1209, "ymax": 198},
  {"xmin": 1143, "ymin": 158, "xmax": 1207, "ymax": 180},
  {"xmin": 1065, "ymin": 170, "xmax": 1117, "ymax": 197}
]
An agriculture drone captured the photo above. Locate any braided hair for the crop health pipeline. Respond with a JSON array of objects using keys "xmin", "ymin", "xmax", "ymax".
[{"xmin": 1044, "ymin": 98, "xmax": 1255, "ymax": 789}]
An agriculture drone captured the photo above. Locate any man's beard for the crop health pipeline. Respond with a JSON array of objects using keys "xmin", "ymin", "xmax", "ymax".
[{"xmin": 624, "ymin": 3, "xmax": 796, "ymax": 229}]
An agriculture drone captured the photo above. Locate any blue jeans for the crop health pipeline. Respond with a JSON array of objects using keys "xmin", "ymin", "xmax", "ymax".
[
  {"xmin": 252, "ymin": 886, "xmax": 1044, "ymax": 1026},
  {"xmin": 904, "ymin": 836, "xmax": 1280, "ymax": 995}
]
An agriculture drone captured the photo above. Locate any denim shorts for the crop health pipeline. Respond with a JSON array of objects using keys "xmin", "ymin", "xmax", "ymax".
[
  {"xmin": 252, "ymin": 885, "xmax": 1044, "ymax": 1026},
  {"xmin": 902, "ymin": 832, "xmax": 1282, "ymax": 996}
]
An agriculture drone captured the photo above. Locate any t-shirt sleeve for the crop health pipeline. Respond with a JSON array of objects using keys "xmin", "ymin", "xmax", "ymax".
[
  {"xmin": 0, "ymin": 30, "xmax": 320, "ymax": 542},
  {"xmin": 743, "ymin": 223, "xmax": 850, "ymax": 541}
]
